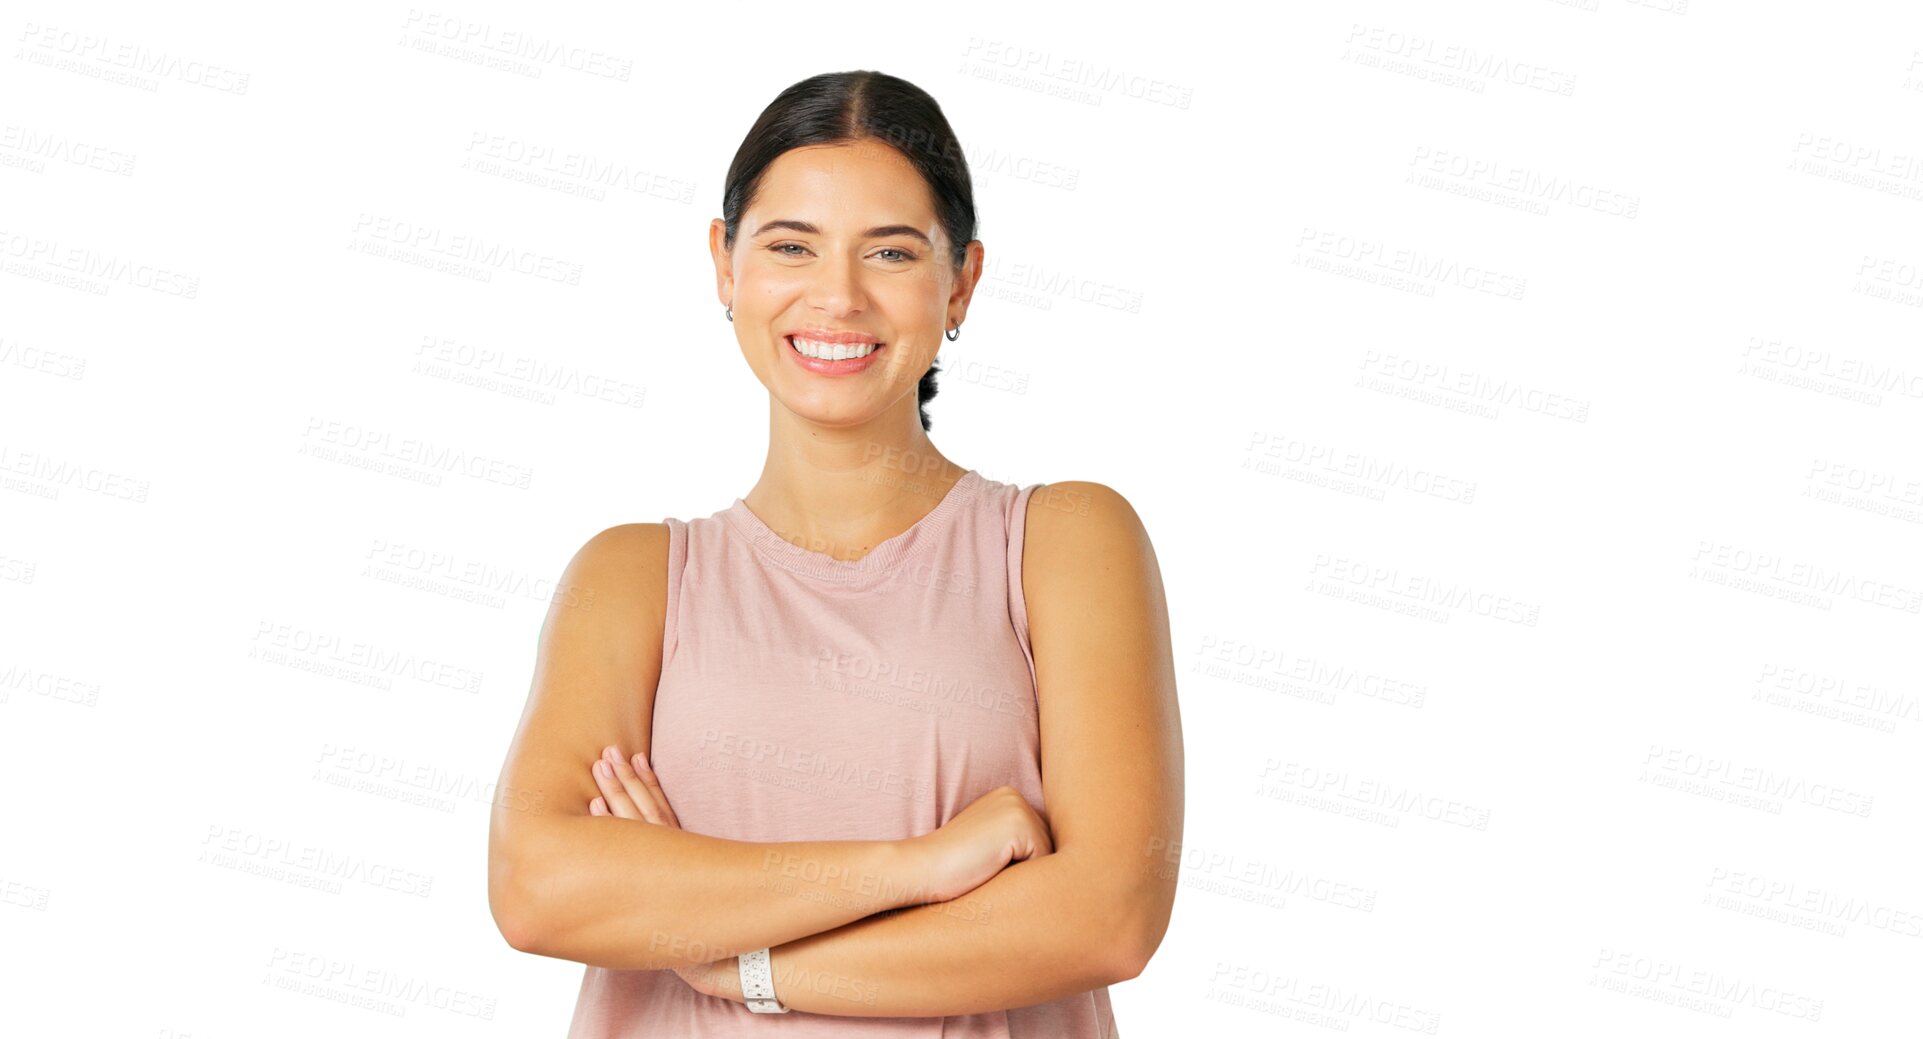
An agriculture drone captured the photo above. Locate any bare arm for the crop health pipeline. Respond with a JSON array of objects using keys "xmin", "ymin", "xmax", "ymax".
[
  {"xmin": 736, "ymin": 848, "xmax": 1127, "ymax": 1016},
  {"xmin": 486, "ymin": 523, "xmax": 935, "ymax": 970},
  {"xmin": 696, "ymin": 481, "xmax": 1187, "ymax": 1014}
]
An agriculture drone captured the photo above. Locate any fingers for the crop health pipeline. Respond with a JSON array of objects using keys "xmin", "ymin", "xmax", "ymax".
[
  {"xmin": 593, "ymin": 747, "xmax": 653, "ymax": 822},
  {"xmin": 591, "ymin": 745, "xmax": 679, "ymax": 827},
  {"xmin": 627, "ymin": 752, "xmax": 682, "ymax": 829}
]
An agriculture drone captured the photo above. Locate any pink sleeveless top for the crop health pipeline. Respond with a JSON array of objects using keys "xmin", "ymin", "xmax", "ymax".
[{"xmin": 566, "ymin": 468, "xmax": 1119, "ymax": 1037}]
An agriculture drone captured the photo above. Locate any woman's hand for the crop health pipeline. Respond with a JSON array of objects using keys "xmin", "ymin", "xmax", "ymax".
[
  {"xmin": 588, "ymin": 743, "xmax": 681, "ymax": 828},
  {"xmin": 586, "ymin": 745, "xmax": 741, "ymax": 1002},
  {"xmin": 909, "ymin": 785, "xmax": 1054, "ymax": 904},
  {"xmin": 670, "ymin": 955, "xmax": 743, "ymax": 1002}
]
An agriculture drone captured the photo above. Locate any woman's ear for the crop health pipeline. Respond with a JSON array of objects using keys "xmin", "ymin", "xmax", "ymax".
[
  {"xmin": 708, "ymin": 218, "xmax": 734, "ymax": 308},
  {"xmin": 947, "ymin": 239, "xmax": 986, "ymax": 316}
]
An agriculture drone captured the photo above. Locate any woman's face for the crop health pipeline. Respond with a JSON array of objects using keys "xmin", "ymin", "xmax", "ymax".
[{"xmin": 712, "ymin": 138, "xmax": 978, "ymax": 430}]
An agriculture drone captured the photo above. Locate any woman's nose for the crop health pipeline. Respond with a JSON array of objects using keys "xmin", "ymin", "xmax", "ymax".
[{"xmin": 804, "ymin": 255, "xmax": 868, "ymax": 312}]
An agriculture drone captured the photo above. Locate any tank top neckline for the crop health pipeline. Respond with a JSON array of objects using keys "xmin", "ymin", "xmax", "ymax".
[{"xmin": 721, "ymin": 469, "xmax": 984, "ymax": 581}]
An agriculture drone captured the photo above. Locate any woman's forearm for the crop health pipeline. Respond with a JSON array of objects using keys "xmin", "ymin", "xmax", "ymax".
[
  {"xmin": 742, "ymin": 848, "xmax": 1134, "ymax": 1017},
  {"xmin": 491, "ymin": 815, "xmax": 930, "ymax": 971}
]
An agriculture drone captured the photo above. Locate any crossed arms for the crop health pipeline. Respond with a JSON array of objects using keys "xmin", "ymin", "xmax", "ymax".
[{"xmin": 486, "ymin": 481, "xmax": 1184, "ymax": 1017}]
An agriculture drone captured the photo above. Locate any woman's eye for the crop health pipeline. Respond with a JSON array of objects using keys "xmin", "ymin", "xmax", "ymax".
[{"xmin": 768, "ymin": 243, "xmax": 914, "ymax": 262}]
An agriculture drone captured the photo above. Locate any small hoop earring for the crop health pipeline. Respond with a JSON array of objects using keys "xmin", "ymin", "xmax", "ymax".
[
  {"xmin": 945, "ymin": 324, "xmax": 961, "ymax": 342},
  {"xmin": 725, "ymin": 305, "xmax": 733, "ymax": 322}
]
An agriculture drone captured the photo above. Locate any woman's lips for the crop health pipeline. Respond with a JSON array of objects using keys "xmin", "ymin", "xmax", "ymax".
[{"xmin": 785, "ymin": 335, "xmax": 887, "ymax": 375}]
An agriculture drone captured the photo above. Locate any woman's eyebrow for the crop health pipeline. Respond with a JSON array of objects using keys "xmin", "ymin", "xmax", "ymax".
[{"xmin": 752, "ymin": 220, "xmax": 931, "ymax": 246}]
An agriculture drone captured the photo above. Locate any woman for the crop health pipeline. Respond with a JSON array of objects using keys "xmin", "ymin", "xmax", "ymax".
[{"xmin": 488, "ymin": 70, "xmax": 1184, "ymax": 1036}]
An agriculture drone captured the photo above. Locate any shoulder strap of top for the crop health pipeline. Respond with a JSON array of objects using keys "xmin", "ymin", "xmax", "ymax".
[
  {"xmin": 1006, "ymin": 482, "xmax": 1046, "ymax": 692},
  {"xmin": 661, "ymin": 518, "xmax": 687, "ymax": 671}
]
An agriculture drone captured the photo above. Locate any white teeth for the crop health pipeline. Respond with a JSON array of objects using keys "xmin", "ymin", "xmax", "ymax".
[{"xmin": 790, "ymin": 336, "xmax": 880, "ymax": 361}]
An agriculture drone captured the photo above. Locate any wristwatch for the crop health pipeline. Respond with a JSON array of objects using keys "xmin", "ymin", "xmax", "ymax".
[{"xmin": 740, "ymin": 947, "xmax": 790, "ymax": 1013}]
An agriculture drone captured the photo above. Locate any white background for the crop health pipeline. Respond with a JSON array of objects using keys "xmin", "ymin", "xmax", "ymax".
[{"xmin": 4, "ymin": 1, "xmax": 1922, "ymax": 1035}]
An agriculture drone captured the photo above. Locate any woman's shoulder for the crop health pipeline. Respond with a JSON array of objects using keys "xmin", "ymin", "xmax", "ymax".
[
  {"xmin": 570, "ymin": 521, "xmax": 671, "ymax": 562},
  {"xmin": 1023, "ymin": 479, "xmax": 1145, "ymax": 534},
  {"xmin": 1020, "ymin": 479, "xmax": 1154, "ymax": 575},
  {"xmin": 553, "ymin": 523, "xmax": 674, "ymax": 612},
  {"xmin": 1017, "ymin": 478, "xmax": 1170, "ymax": 665}
]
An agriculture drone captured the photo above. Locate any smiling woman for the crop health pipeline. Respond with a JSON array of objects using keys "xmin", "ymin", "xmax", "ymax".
[
  {"xmin": 486, "ymin": 70, "xmax": 1182, "ymax": 1038},
  {"xmin": 715, "ymin": 74, "xmax": 981, "ymax": 433}
]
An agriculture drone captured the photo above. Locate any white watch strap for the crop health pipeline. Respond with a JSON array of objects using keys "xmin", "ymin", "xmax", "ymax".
[{"xmin": 739, "ymin": 947, "xmax": 790, "ymax": 1013}]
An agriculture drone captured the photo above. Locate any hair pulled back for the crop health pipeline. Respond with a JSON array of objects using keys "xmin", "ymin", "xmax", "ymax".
[{"xmin": 721, "ymin": 71, "xmax": 977, "ymax": 432}]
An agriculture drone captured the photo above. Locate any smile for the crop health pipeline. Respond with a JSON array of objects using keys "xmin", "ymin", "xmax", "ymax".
[{"xmin": 788, "ymin": 336, "xmax": 885, "ymax": 360}]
